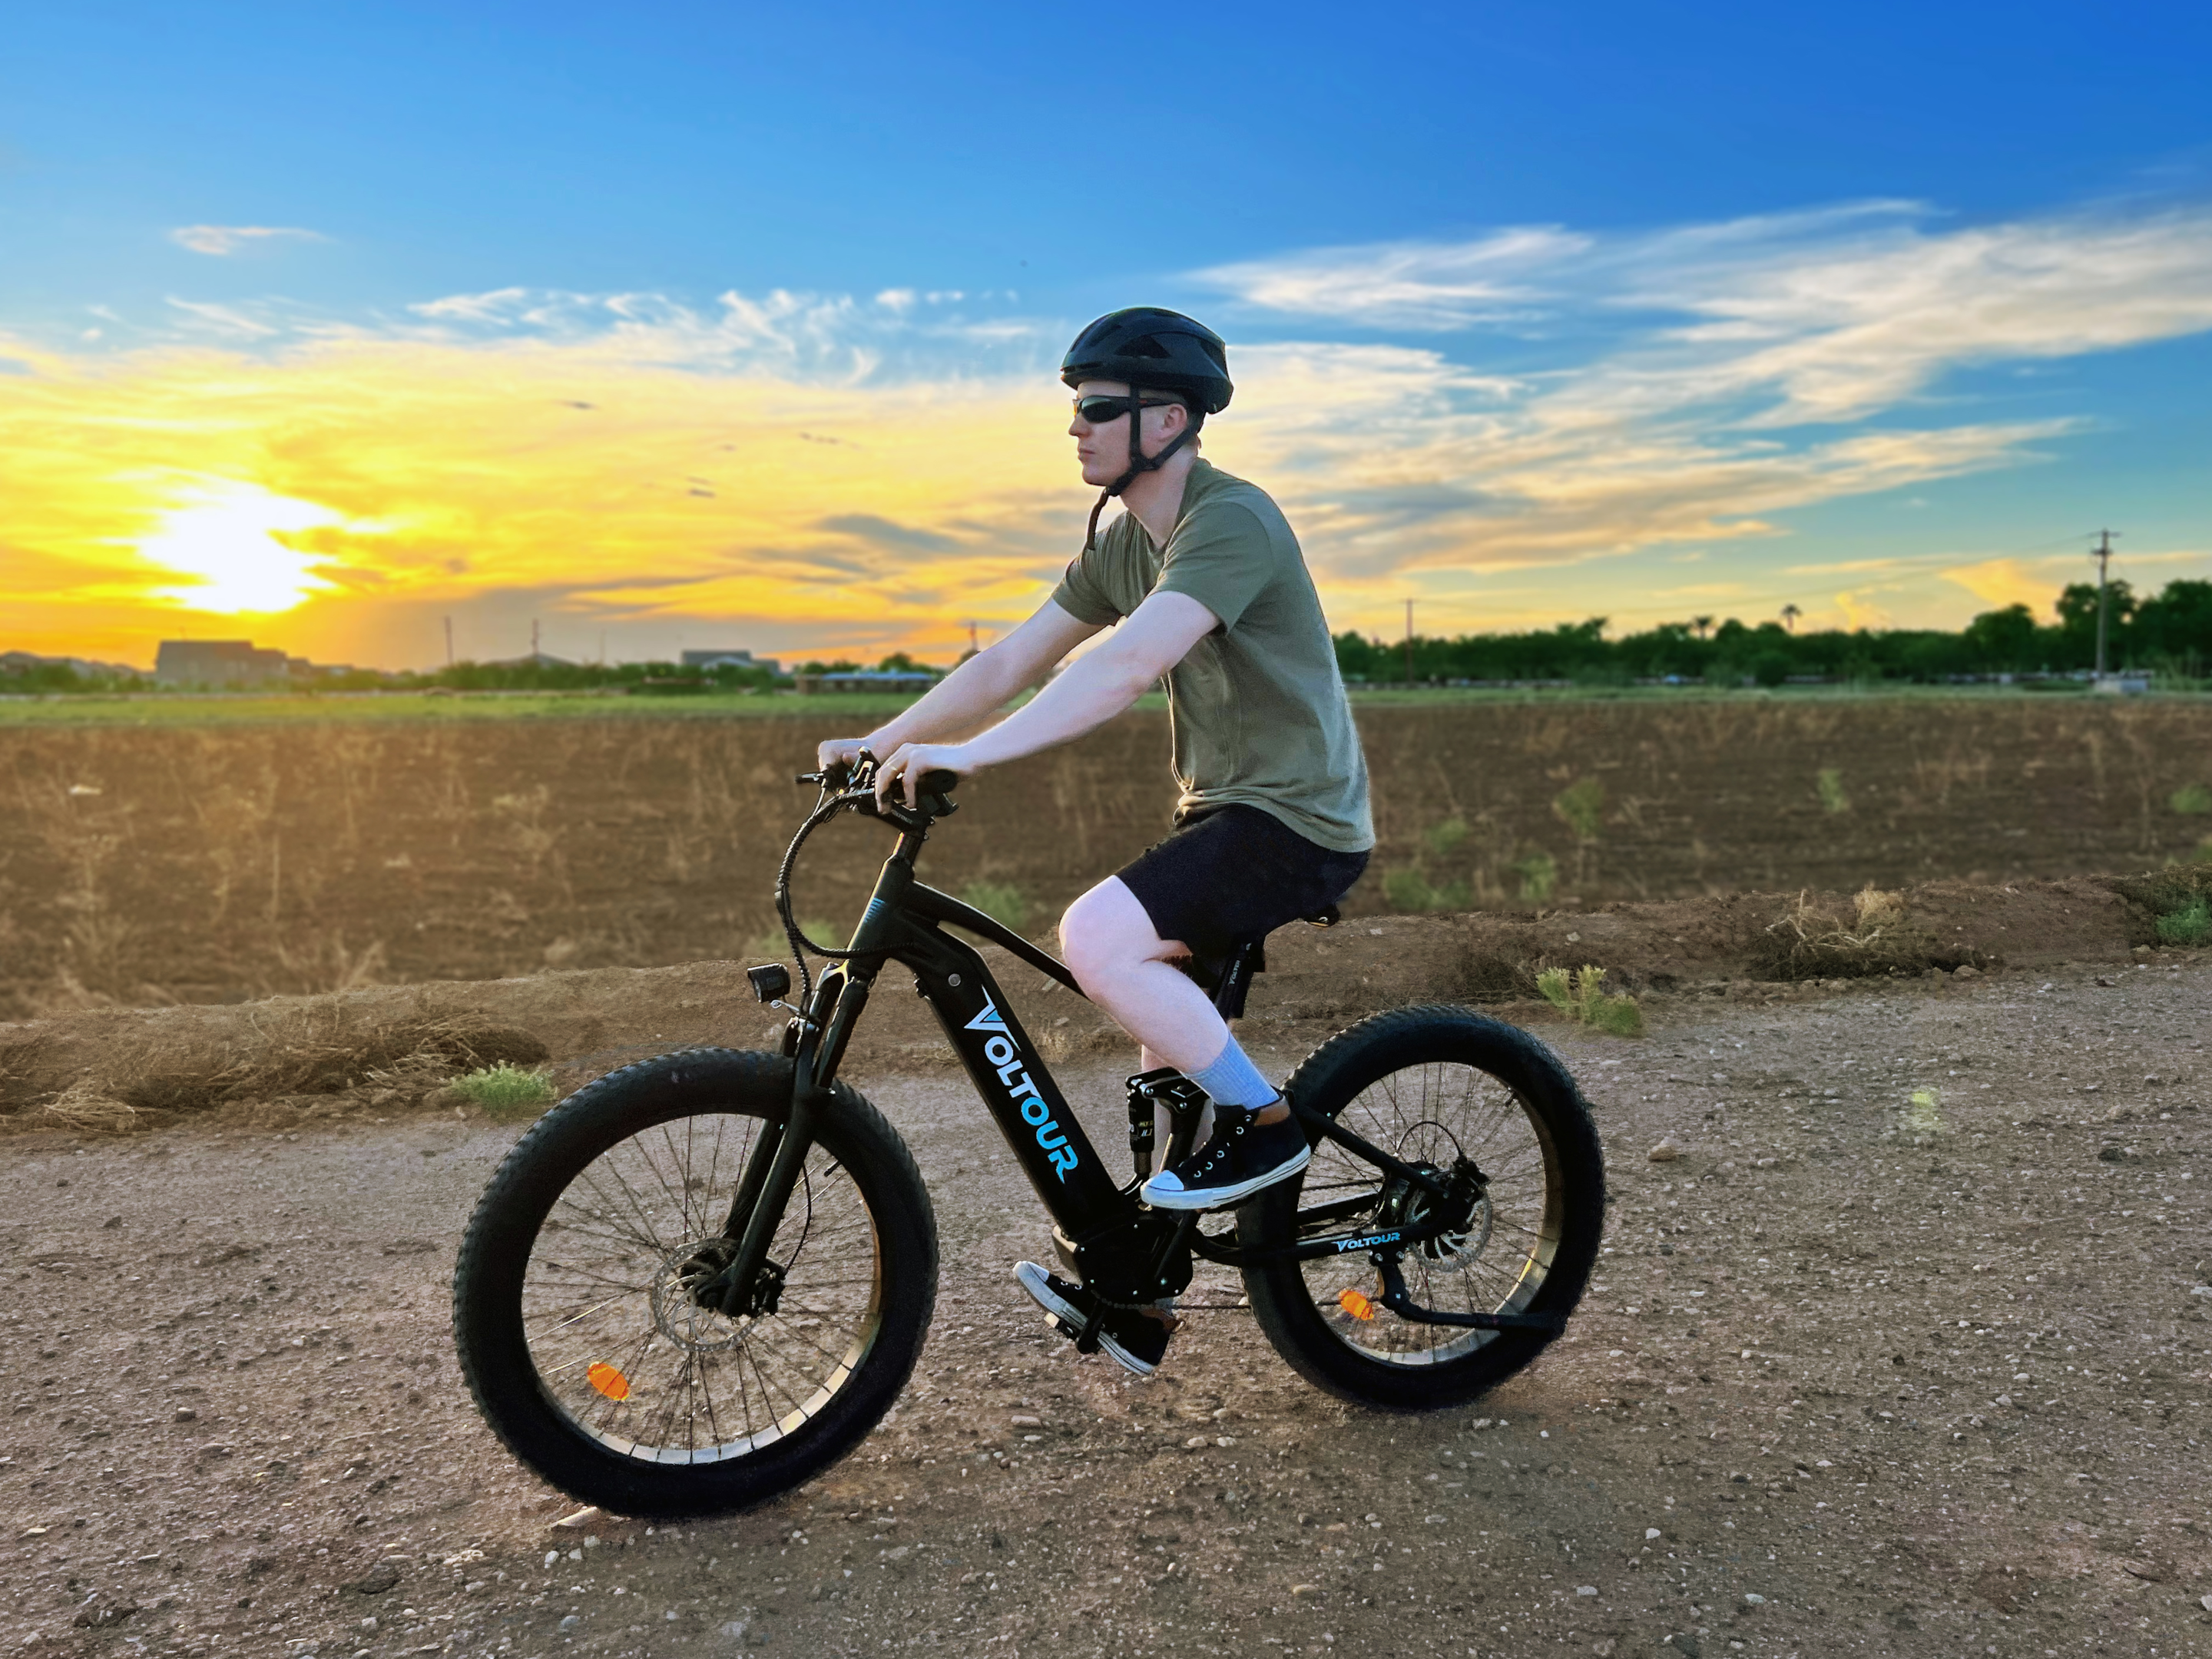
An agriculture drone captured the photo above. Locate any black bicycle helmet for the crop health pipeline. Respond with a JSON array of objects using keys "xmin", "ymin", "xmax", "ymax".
[{"xmin": 1061, "ymin": 307, "xmax": 1233, "ymax": 548}]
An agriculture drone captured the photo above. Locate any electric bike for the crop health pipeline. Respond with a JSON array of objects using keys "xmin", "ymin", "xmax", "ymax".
[{"xmin": 452, "ymin": 762, "xmax": 1604, "ymax": 1515}]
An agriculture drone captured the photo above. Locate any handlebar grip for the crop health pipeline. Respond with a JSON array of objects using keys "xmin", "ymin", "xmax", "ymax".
[{"xmin": 918, "ymin": 769, "xmax": 959, "ymax": 796}]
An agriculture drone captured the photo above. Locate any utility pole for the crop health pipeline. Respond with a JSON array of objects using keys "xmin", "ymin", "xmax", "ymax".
[
  {"xmin": 1402, "ymin": 598, "xmax": 1415, "ymax": 687},
  {"xmin": 965, "ymin": 620, "xmax": 980, "ymax": 657},
  {"xmin": 2090, "ymin": 529, "xmax": 2119, "ymax": 678},
  {"xmin": 442, "ymin": 616, "xmax": 453, "ymax": 667}
]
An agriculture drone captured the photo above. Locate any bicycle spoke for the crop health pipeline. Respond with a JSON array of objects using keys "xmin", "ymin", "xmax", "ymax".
[{"xmin": 518, "ymin": 1112, "xmax": 882, "ymax": 1464}]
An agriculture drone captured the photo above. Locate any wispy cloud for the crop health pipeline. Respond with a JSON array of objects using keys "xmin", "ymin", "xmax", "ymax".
[
  {"xmin": 12, "ymin": 193, "xmax": 2212, "ymax": 664},
  {"xmin": 1197, "ymin": 228, "xmax": 1587, "ymax": 330},
  {"xmin": 1200, "ymin": 200, "xmax": 2212, "ymax": 426},
  {"xmin": 170, "ymin": 224, "xmax": 326, "ymax": 257}
]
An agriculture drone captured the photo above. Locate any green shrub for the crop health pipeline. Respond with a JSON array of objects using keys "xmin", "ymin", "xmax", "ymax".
[
  {"xmin": 1551, "ymin": 779, "xmax": 1605, "ymax": 842},
  {"xmin": 1509, "ymin": 849, "xmax": 1558, "ymax": 902},
  {"xmin": 1382, "ymin": 868, "xmax": 1471, "ymax": 912},
  {"xmin": 960, "ymin": 879, "xmax": 1030, "ymax": 934},
  {"xmin": 1535, "ymin": 963, "xmax": 1644, "ymax": 1037},
  {"xmin": 2171, "ymin": 783, "xmax": 2212, "ymax": 816},
  {"xmin": 1422, "ymin": 816, "xmax": 1470, "ymax": 857},
  {"xmin": 1816, "ymin": 767, "xmax": 1850, "ymax": 814},
  {"xmin": 749, "ymin": 919, "xmax": 839, "ymax": 959},
  {"xmin": 452, "ymin": 1061, "xmax": 556, "ymax": 1120},
  {"xmin": 2155, "ymin": 897, "xmax": 2210, "ymax": 946}
]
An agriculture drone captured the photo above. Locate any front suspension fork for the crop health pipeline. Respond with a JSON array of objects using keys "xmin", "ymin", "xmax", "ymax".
[{"xmin": 707, "ymin": 969, "xmax": 860, "ymax": 1317}]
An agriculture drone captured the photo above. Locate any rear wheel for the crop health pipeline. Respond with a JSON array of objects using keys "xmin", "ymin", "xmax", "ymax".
[
  {"xmin": 1239, "ymin": 1006, "xmax": 1603, "ymax": 1409},
  {"xmin": 452, "ymin": 1048, "xmax": 935, "ymax": 1517}
]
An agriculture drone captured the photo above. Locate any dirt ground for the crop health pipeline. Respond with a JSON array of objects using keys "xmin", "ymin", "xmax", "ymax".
[
  {"xmin": 4, "ymin": 954, "xmax": 2209, "ymax": 1658},
  {"xmin": 7, "ymin": 695, "xmax": 2211, "ymax": 1017}
]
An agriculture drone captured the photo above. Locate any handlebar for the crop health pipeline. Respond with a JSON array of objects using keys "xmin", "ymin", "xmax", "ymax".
[{"xmin": 793, "ymin": 756, "xmax": 960, "ymax": 830}]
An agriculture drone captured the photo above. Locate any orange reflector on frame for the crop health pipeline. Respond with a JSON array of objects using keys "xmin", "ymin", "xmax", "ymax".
[
  {"xmin": 1337, "ymin": 1287, "xmax": 1376, "ymax": 1321},
  {"xmin": 587, "ymin": 1362, "xmax": 631, "ymax": 1401}
]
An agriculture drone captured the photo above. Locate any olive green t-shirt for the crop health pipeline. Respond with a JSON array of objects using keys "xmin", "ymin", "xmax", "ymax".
[{"xmin": 1051, "ymin": 458, "xmax": 1373, "ymax": 853}]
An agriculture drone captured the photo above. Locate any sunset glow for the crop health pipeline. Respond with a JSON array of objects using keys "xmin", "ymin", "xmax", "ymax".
[
  {"xmin": 136, "ymin": 480, "xmax": 358, "ymax": 613},
  {"xmin": 5, "ymin": 8, "xmax": 2207, "ymax": 671}
]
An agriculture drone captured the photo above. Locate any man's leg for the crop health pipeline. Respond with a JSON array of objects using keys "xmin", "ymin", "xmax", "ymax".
[
  {"xmin": 1061, "ymin": 876, "xmax": 1304, "ymax": 1210},
  {"xmin": 1058, "ymin": 876, "xmax": 1290, "ymax": 1126}
]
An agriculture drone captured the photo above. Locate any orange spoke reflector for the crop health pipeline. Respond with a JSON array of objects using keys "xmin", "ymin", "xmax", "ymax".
[
  {"xmin": 587, "ymin": 1362, "xmax": 632, "ymax": 1401},
  {"xmin": 1337, "ymin": 1287, "xmax": 1376, "ymax": 1322}
]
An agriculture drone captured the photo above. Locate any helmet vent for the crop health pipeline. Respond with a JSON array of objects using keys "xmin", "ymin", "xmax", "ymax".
[{"xmin": 1121, "ymin": 335, "xmax": 1172, "ymax": 359}]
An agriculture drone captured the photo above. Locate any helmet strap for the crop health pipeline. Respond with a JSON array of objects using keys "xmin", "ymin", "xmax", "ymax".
[{"xmin": 1082, "ymin": 388, "xmax": 1197, "ymax": 552}]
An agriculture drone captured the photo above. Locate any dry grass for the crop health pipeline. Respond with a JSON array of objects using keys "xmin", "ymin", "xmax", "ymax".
[
  {"xmin": 8, "ymin": 1008, "xmax": 551, "ymax": 1134},
  {"xmin": 1750, "ymin": 884, "xmax": 1977, "ymax": 980}
]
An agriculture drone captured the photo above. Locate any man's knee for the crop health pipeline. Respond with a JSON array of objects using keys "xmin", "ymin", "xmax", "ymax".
[{"xmin": 1058, "ymin": 883, "xmax": 1118, "ymax": 988}]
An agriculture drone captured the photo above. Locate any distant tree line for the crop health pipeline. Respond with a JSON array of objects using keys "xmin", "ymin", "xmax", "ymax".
[{"xmin": 1333, "ymin": 578, "xmax": 2212, "ymax": 686}]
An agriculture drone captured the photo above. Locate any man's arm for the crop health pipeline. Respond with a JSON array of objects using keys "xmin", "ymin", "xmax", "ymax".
[
  {"xmin": 873, "ymin": 591, "xmax": 1217, "ymax": 801},
  {"xmin": 816, "ymin": 599, "xmax": 1102, "ymax": 773}
]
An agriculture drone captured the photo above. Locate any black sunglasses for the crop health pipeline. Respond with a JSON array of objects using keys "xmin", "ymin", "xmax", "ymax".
[{"xmin": 1072, "ymin": 394, "xmax": 1181, "ymax": 425}]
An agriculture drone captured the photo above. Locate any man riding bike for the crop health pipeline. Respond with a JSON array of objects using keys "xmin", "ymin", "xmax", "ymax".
[{"xmin": 817, "ymin": 306, "xmax": 1373, "ymax": 1376}]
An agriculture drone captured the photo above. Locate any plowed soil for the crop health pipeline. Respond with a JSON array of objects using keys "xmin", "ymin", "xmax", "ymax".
[
  {"xmin": 5, "ymin": 695, "xmax": 2210, "ymax": 1017},
  {"xmin": 2, "ymin": 927, "xmax": 2209, "ymax": 1656}
]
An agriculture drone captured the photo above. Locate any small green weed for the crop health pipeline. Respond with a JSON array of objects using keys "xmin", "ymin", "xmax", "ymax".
[
  {"xmin": 1422, "ymin": 816, "xmax": 1470, "ymax": 858},
  {"xmin": 1508, "ymin": 849, "xmax": 1558, "ymax": 902},
  {"xmin": 1551, "ymin": 778, "xmax": 1605, "ymax": 842},
  {"xmin": 452, "ymin": 1061, "xmax": 556, "ymax": 1120},
  {"xmin": 1535, "ymin": 964, "xmax": 1644, "ymax": 1037},
  {"xmin": 1904, "ymin": 1087, "xmax": 1947, "ymax": 1141},
  {"xmin": 1816, "ymin": 767, "xmax": 1850, "ymax": 813},
  {"xmin": 2155, "ymin": 897, "xmax": 2210, "ymax": 946},
  {"xmin": 959, "ymin": 879, "xmax": 1031, "ymax": 933},
  {"xmin": 2171, "ymin": 783, "xmax": 2212, "ymax": 815},
  {"xmin": 1382, "ymin": 868, "xmax": 1472, "ymax": 912},
  {"xmin": 749, "ymin": 919, "xmax": 839, "ymax": 959}
]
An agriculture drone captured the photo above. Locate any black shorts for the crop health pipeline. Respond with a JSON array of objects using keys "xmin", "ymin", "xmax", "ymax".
[{"xmin": 1115, "ymin": 804, "xmax": 1369, "ymax": 963}]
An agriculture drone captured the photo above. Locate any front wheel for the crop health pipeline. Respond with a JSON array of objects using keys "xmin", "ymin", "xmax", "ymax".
[
  {"xmin": 452, "ymin": 1048, "xmax": 936, "ymax": 1517},
  {"xmin": 1239, "ymin": 1005, "xmax": 1604, "ymax": 1409}
]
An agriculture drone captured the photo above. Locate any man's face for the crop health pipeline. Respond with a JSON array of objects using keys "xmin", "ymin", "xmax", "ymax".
[{"xmin": 1068, "ymin": 379, "xmax": 1187, "ymax": 486}]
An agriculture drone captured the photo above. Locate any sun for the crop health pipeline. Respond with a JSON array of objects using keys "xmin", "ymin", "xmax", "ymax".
[{"xmin": 136, "ymin": 478, "xmax": 360, "ymax": 614}]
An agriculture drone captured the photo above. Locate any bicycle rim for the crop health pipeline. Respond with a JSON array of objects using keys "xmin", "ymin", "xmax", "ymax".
[
  {"xmin": 520, "ymin": 1112, "xmax": 882, "ymax": 1463},
  {"xmin": 1296, "ymin": 1059, "xmax": 1564, "ymax": 1366}
]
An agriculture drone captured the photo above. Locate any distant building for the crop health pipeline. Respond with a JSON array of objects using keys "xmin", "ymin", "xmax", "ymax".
[
  {"xmin": 681, "ymin": 648, "xmax": 780, "ymax": 674},
  {"xmin": 155, "ymin": 640, "xmax": 296, "ymax": 687},
  {"xmin": 152, "ymin": 640, "xmax": 379, "ymax": 687},
  {"xmin": 477, "ymin": 651, "xmax": 576, "ymax": 670}
]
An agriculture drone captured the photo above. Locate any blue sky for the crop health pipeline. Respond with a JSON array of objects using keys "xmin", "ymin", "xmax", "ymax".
[{"xmin": 5, "ymin": 2, "xmax": 2210, "ymax": 666}]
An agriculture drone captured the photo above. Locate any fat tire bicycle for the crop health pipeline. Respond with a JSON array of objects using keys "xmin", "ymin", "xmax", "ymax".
[{"xmin": 452, "ymin": 763, "xmax": 1605, "ymax": 1517}]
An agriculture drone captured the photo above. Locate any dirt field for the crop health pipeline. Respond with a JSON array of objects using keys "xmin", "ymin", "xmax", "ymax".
[
  {"xmin": 3, "ymin": 942, "xmax": 2210, "ymax": 1657},
  {"xmin": 5, "ymin": 695, "xmax": 2210, "ymax": 1018}
]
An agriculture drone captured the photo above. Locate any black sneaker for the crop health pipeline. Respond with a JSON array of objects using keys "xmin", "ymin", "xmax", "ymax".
[
  {"xmin": 1013, "ymin": 1261, "xmax": 1173, "ymax": 1376},
  {"xmin": 1140, "ymin": 1103, "xmax": 1310, "ymax": 1210}
]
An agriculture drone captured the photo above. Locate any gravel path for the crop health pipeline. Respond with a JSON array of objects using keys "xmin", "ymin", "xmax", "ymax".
[{"xmin": 4, "ymin": 964, "xmax": 2208, "ymax": 1657}]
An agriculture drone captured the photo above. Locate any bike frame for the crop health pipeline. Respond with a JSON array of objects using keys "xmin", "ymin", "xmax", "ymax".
[{"xmin": 710, "ymin": 792, "xmax": 1561, "ymax": 1336}]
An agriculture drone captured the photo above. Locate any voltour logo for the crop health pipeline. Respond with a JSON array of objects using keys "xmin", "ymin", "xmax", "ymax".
[{"xmin": 965, "ymin": 992, "xmax": 1079, "ymax": 1181}]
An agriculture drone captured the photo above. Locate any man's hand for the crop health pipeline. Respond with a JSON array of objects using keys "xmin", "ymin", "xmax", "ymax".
[
  {"xmin": 816, "ymin": 736, "xmax": 876, "ymax": 777},
  {"xmin": 873, "ymin": 742, "xmax": 968, "ymax": 809}
]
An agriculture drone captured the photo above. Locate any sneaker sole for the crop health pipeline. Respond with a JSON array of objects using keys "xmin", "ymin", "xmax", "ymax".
[
  {"xmin": 1012, "ymin": 1261, "xmax": 1157, "ymax": 1377},
  {"xmin": 1140, "ymin": 1141, "xmax": 1311, "ymax": 1211}
]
